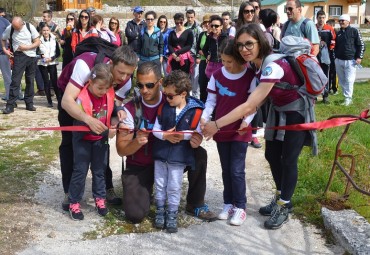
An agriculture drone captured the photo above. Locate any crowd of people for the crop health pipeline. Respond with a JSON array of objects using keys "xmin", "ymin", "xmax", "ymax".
[{"xmin": 0, "ymin": 0, "xmax": 365, "ymax": 233}]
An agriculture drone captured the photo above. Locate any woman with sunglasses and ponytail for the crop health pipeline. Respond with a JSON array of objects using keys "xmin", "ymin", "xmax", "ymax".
[
  {"xmin": 203, "ymin": 24, "xmax": 317, "ymax": 230},
  {"xmin": 71, "ymin": 10, "xmax": 98, "ymax": 53},
  {"xmin": 167, "ymin": 13, "xmax": 194, "ymax": 74},
  {"xmin": 202, "ymin": 15, "xmax": 228, "ymax": 79}
]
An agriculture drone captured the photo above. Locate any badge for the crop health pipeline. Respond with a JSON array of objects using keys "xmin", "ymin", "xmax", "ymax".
[{"xmin": 262, "ymin": 66, "xmax": 273, "ymax": 76}]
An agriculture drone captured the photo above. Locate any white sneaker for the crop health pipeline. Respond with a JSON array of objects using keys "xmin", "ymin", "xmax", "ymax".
[
  {"xmin": 218, "ymin": 204, "xmax": 234, "ymax": 220},
  {"xmin": 229, "ymin": 208, "xmax": 246, "ymax": 226},
  {"xmin": 341, "ymin": 98, "xmax": 353, "ymax": 106}
]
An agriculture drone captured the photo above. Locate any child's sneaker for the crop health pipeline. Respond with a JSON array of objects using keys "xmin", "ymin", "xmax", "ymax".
[
  {"xmin": 69, "ymin": 202, "xmax": 84, "ymax": 221},
  {"xmin": 229, "ymin": 207, "xmax": 246, "ymax": 226},
  {"xmin": 154, "ymin": 206, "xmax": 166, "ymax": 229},
  {"xmin": 218, "ymin": 204, "xmax": 234, "ymax": 220},
  {"xmin": 95, "ymin": 198, "xmax": 108, "ymax": 216},
  {"xmin": 166, "ymin": 210, "xmax": 178, "ymax": 233}
]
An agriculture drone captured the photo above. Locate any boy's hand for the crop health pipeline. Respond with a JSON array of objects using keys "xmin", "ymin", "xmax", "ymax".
[{"xmin": 163, "ymin": 127, "xmax": 183, "ymax": 144}]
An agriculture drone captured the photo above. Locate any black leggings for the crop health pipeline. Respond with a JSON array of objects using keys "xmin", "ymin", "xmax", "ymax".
[{"xmin": 264, "ymin": 111, "xmax": 308, "ymax": 201}]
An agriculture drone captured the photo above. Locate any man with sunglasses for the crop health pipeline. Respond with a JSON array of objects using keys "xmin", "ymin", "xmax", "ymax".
[
  {"xmin": 117, "ymin": 61, "xmax": 217, "ymax": 224},
  {"xmin": 125, "ymin": 6, "xmax": 146, "ymax": 54},
  {"xmin": 57, "ymin": 45, "xmax": 138, "ymax": 210},
  {"xmin": 281, "ymin": 0, "xmax": 320, "ymax": 56}
]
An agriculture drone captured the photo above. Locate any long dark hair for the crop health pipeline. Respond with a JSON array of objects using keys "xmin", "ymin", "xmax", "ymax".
[
  {"xmin": 219, "ymin": 39, "xmax": 246, "ymax": 65},
  {"xmin": 235, "ymin": 23, "xmax": 271, "ymax": 60},
  {"xmin": 157, "ymin": 15, "xmax": 168, "ymax": 32},
  {"xmin": 236, "ymin": 2, "xmax": 257, "ymax": 30},
  {"xmin": 64, "ymin": 12, "xmax": 77, "ymax": 39},
  {"xmin": 76, "ymin": 10, "xmax": 92, "ymax": 31}
]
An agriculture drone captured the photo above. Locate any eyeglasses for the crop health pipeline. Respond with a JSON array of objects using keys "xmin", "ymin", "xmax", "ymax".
[
  {"xmin": 210, "ymin": 24, "xmax": 221, "ymax": 28},
  {"xmin": 285, "ymin": 7, "xmax": 294, "ymax": 12},
  {"xmin": 237, "ymin": 41, "xmax": 259, "ymax": 51},
  {"xmin": 243, "ymin": 9, "xmax": 255, "ymax": 15},
  {"xmin": 67, "ymin": 18, "xmax": 74, "ymax": 21},
  {"xmin": 136, "ymin": 79, "xmax": 161, "ymax": 90},
  {"xmin": 159, "ymin": 20, "xmax": 166, "ymax": 23},
  {"xmin": 80, "ymin": 15, "xmax": 89, "ymax": 19},
  {"xmin": 110, "ymin": 21, "xmax": 118, "ymax": 25},
  {"xmin": 338, "ymin": 20, "xmax": 345, "ymax": 22},
  {"xmin": 146, "ymin": 18, "xmax": 154, "ymax": 21},
  {"xmin": 175, "ymin": 21, "xmax": 183, "ymax": 25},
  {"xmin": 164, "ymin": 92, "xmax": 180, "ymax": 100}
]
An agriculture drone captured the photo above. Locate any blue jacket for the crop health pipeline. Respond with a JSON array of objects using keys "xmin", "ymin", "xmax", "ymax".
[{"xmin": 153, "ymin": 97, "xmax": 204, "ymax": 169}]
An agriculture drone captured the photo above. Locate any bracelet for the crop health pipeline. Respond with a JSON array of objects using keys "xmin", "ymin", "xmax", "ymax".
[{"xmin": 214, "ymin": 120, "xmax": 220, "ymax": 131}]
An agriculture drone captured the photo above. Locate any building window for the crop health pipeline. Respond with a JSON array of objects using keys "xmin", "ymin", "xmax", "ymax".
[{"xmin": 329, "ymin": 6, "xmax": 342, "ymax": 17}]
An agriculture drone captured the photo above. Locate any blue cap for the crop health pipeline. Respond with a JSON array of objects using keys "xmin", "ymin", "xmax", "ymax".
[{"xmin": 133, "ymin": 6, "xmax": 144, "ymax": 13}]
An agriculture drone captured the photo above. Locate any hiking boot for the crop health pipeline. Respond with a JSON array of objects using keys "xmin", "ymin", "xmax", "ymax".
[
  {"xmin": 185, "ymin": 204, "xmax": 218, "ymax": 222},
  {"xmin": 106, "ymin": 188, "xmax": 122, "ymax": 205},
  {"xmin": 95, "ymin": 198, "xmax": 108, "ymax": 216},
  {"xmin": 35, "ymin": 90, "xmax": 45, "ymax": 96},
  {"xmin": 26, "ymin": 105, "xmax": 36, "ymax": 111},
  {"xmin": 322, "ymin": 97, "xmax": 330, "ymax": 104},
  {"xmin": 62, "ymin": 193, "xmax": 69, "ymax": 211},
  {"xmin": 2, "ymin": 106, "xmax": 14, "ymax": 114},
  {"xmin": 259, "ymin": 195, "xmax": 293, "ymax": 216},
  {"xmin": 250, "ymin": 137, "xmax": 262, "ymax": 148},
  {"xmin": 166, "ymin": 210, "xmax": 178, "ymax": 233},
  {"xmin": 69, "ymin": 202, "xmax": 84, "ymax": 221},
  {"xmin": 218, "ymin": 204, "xmax": 234, "ymax": 220},
  {"xmin": 264, "ymin": 203, "xmax": 289, "ymax": 229},
  {"xmin": 229, "ymin": 207, "xmax": 246, "ymax": 226},
  {"xmin": 154, "ymin": 206, "xmax": 166, "ymax": 229}
]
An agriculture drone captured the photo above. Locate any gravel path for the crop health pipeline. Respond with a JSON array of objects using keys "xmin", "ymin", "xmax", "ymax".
[{"xmin": 17, "ymin": 132, "xmax": 345, "ymax": 255}]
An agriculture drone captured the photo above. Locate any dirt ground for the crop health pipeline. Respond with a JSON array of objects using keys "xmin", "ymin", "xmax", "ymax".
[{"xmin": 0, "ymin": 96, "xmax": 345, "ymax": 255}]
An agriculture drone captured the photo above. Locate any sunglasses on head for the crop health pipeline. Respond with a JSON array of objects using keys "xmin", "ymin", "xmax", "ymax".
[
  {"xmin": 80, "ymin": 15, "xmax": 89, "ymax": 19},
  {"xmin": 164, "ymin": 92, "xmax": 180, "ymax": 100},
  {"xmin": 243, "ymin": 9, "xmax": 255, "ymax": 15},
  {"xmin": 210, "ymin": 24, "xmax": 221, "ymax": 28},
  {"xmin": 175, "ymin": 21, "xmax": 183, "ymax": 25},
  {"xmin": 67, "ymin": 18, "xmax": 74, "ymax": 21},
  {"xmin": 285, "ymin": 7, "xmax": 294, "ymax": 12},
  {"xmin": 136, "ymin": 79, "xmax": 161, "ymax": 90}
]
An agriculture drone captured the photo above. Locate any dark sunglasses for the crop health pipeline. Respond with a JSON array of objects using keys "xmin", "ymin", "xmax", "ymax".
[
  {"xmin": 210, "ymin": 24, "xmax": 221, "ymax": 28},
  {"xmin": 136, "ymin": 79, "xmax": 161, "ymax": 90},
  {"xmin": 159, "ymin": 20, "xmax": 167, "ymax": 23},
  {"xmin": 285, "ymin": 7, "xmax": 294, "ymax": 12},
  {"xmin": 80, "ymin": 15, "xmax": 89, "ymax": 19},
  {"xmin": 253, "ymin": 6, "xmax": 259, "ymax": 10},
  {"xmin": 146, "ymin": 18, "xmax": 154, "ymax": 21},
  {"xmin": 243, "ymin": 9, "xmax": 255, "ymax": 15},
  {"xmin": 237, "ymin": 41, "xmax": 259, "ymax": 51},
  {"xmin": 110, "ymin": 21, "xmax": 118, "ymax": 24},
  {"xmin": 164, "ymin": 93, "xmax": 180, "ymax": 100},
  {"xmin": 175, "ymin": 21, "xmax": 183, "ymax": 25},
  {"xmin": 67, "ymin": 18, "xmax": 74, "ymax": 21}
]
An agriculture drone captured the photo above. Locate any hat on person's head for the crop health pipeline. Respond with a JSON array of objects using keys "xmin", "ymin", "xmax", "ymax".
[
  {"xmin": 202, "ymin": 14, "xmax": 211, "ymax": 23},
  {"xmin": 339, "ymin": 14, "xmax": 350, "ymax": 22},
  {"xmin": 133, "ymin": 6, "xmax": 144, "ymax": 13},
  {"xmin": 86, "ymin": 7, "xmax": 96, "ymax": 13}
]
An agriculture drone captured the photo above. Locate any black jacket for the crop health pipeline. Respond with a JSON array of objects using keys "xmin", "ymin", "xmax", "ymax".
[
  {"xmin": 335, "ymin": 26, "xmax": 365, "ymax": 60},
  {"xmin": 203, "ymin": 32, "xmax": 228, "ymax": 63},
  {"xmin": 125, "ymin": 19, "xmax": 146, "ymax": 53}
]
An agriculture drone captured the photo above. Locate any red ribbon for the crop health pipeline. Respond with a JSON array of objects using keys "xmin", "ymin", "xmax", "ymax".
[{"xmin": 16, "ymin": 109, "xmax": 370, "ymax": 133}]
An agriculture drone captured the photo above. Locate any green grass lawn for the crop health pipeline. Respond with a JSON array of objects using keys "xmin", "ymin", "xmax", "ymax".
[
  {"xmin": 361, "ymin": 41, "xmax": 370, "ymax": 68},
  {"xmin": 293, "ymin": 82, "xmax": 370, "ymax": 226}
]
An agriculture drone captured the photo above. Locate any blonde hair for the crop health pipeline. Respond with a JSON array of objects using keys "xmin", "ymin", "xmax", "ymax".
[{"xmin": 89, "ymin": 63, "xmax": 113, "ymax": 87}]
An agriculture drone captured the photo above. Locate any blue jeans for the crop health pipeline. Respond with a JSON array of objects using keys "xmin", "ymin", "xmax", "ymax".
[
  {"xmin": 217, "ymin": 141, "xmax": 248, "ymax": 209},
  {"xmin": 0, "ymin": 54, "xmax": 12, "ymax": 99},
  {"xmin": 68, "ymin": 133, "xmax": 108, "ymax": 203}
]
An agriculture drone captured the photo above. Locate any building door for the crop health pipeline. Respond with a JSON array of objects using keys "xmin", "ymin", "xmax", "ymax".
[{"xmin": 313, "ymin": 6, "xmax": 324, "ymax": 23}]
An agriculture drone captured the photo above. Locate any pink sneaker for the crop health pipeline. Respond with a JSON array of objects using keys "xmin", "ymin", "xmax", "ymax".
[{"xmin": 229, "ymin": 208, "xmax": 246, "ymax": 226}]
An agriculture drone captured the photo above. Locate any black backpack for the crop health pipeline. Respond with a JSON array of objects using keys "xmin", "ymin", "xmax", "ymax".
[{"xmin": 74, "ymin": 36, "xmax": 118, "ymax": 65}]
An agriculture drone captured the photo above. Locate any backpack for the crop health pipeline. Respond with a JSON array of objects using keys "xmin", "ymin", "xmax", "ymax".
[
  {"xmin": 281, "ymin": 18, "xmax": 309, "ymax": 39},
  {"xmin": 262, "ymin": 35, "xmax": 328, "ymax": 97},
  {"xmin": 268, "ymin": 30, "xmax": 280, "ymax": 53},
  {"xmin": 74, "ymin": 36, "xmax": 118, "ymax": 65}
]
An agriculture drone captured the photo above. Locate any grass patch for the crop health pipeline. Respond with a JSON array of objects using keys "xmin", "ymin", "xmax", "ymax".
[
  {"xmin": 293, "ymin": 82, "xmax": 370, "ymax": 227},
  {"xmin": 361, "ymin": 41, "xmax": 370, "ymax": 68}
]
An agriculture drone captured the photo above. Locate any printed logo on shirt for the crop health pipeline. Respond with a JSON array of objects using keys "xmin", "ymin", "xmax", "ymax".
[
  {"xmin": 262, "ymin": 66, "xmax": 273, "ymax": 77},
  {"xmin": 216, "ymin": 80, "xmax": 236, "ymax": 97}
]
